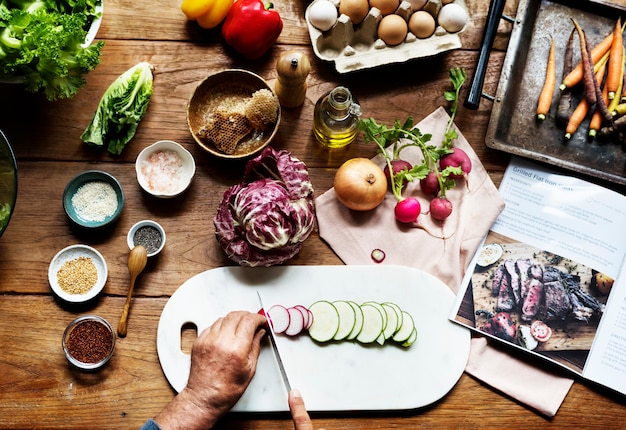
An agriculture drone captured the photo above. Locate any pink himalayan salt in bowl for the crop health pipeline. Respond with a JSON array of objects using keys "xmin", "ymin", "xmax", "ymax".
[{"xmin": 135, "ymin": 140, "xmax": 196, "ymax": 198}]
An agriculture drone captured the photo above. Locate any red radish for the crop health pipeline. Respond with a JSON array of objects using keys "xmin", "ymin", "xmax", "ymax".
[
  {"xmin": 267, "ymin": 305, "xmax": 291, "ymax": 334},
  {"xmin": 293, "ymin": 305, "xmax": 311, "ymax": 328},
  {"xmin": 430, "ymin": 196, "xmax": 453, "ymax": 221},
  {"xmin": 439, "ymin": 147, "xmax": 472, "ymax": 178},
  {"xmin": 394, "ymin": 197, "xmax": 421, "ymax": 223},
  {"xmin": 420, "ymin": 171, "xmax": 440, "ymax": 196},
  {"xmin": 285, "ymin": 307, "xmax": 306, "ymax": 336},
  {"xmin": 371, "ymin": 248, "xmax": 386, "ymax": 263},
  {"xmin": 383, "ymin": 159, "xmax": 412, "ymax": 189}
]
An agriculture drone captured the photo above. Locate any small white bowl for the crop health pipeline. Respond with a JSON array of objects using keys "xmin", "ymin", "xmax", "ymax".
[
  {"xmin": 127, "ymin": 220, "xmax": 166, "ymax": 257},
  {"xmin": 135, "ymin": 140, "xmax": 195, "ymax": 198},
  {"xmin": 49, "ymin": 244, "xmax": 108, "ymax": 303}
]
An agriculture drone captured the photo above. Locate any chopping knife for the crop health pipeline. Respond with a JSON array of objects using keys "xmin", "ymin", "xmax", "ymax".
[{"xmin": 257, "ymin": 291, "xmax": 292, "ymax": 393}]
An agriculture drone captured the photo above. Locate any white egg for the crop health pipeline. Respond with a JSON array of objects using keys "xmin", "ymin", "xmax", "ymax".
[
  {"xmin": 437, "ymin": 3, "xmax": 468, "ymax": 33},
  {"xmin": 309, "ymin": 0, "xmax": 339, "ymax": 32}
]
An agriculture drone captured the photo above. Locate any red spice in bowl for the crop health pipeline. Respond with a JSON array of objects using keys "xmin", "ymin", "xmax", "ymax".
[{"xmin": 62, "ymin": 315, "xmax": 115, "ymax": 371}]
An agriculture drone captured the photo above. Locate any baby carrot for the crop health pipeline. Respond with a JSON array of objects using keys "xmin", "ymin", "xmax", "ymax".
[
  {"xmin": 572, "ymin": 19, "xmax": 597, "ymax": 106},
  {"xmin": 589, "ymin": 81, "xmax": 609, "ymax": 138},
  {"xmin": 565, "ymin": 98, "xmax": 591, "ymax": 139},
  {"xmin": 537, "ymin": 38, "xmax": 556, "ymax": 121},
  {"xmin": 557, "ymin": 29, "xmax": 575, "ymax": 126},
  {"xmin": 560, "ymin": 20, "xmax": 625, "ymax": 91},
  {"xmin": 566, "ymin": 61, "xmax": 606, "ymax": 139},
  {"xmin": 608, "ymin": 46, "xmax": 625, "ymax": 115},
  {"xmin": 607, "ymin": 18, "xmax": 623, "ymax": 100}
]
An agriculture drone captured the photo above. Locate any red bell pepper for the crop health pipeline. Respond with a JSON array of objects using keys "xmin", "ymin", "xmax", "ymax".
[{"xmin": 222, "ymin": 0, "xmax": 283, "ymax": 60}]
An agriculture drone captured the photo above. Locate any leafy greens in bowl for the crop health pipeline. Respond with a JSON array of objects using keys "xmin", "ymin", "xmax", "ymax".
[
  {"xmin": 0, "ymin": 130, "xmax": 18, "ymax": 238},
  {"xmin": 0, "ymin": 0, "xmax": 104, "ymax": 101}
]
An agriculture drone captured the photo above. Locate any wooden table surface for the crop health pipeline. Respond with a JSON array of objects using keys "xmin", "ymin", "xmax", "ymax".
[{"xmin": 1, "ymin": 0, "xmax": 626, "ymax": 428}]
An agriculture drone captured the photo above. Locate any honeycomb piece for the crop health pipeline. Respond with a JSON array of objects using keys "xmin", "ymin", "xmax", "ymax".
[
  {"xmin": 245, "ymin": 89, "xmax": 279, "ymax": 130},
  {"xmin": 198, "ymin": 107, "xmax": 251, "ymax": 154}
]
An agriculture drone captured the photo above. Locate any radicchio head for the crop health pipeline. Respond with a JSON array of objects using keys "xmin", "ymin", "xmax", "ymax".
[{"xmin": 213, "ymin": 147, "xmax": 316, "ymax": 267}]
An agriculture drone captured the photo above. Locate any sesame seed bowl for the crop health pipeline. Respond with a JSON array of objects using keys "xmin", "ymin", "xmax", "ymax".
[
  {"xmin": 63, "ymin": 170, "xmax": 125, "ymax": 229},
  {"xmin": 48, "ymin": 244, "xmax": 108, "ymax": 303}
]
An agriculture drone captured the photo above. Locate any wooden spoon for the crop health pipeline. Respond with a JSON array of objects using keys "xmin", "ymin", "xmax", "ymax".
[{"xmin": 117, "ymin": 245, "xmax": 148, "ymax": 337}]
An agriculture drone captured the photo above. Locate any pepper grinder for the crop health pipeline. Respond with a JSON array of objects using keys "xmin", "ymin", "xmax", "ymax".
[{"xmin": 274, "ymin": 50, "xmax": 310, "ymax": 108}]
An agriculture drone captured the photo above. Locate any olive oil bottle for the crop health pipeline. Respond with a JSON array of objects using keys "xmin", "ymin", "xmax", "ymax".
[{"xmin": 313, "ymin": 86, "xmax": 362, "ymax": 148}]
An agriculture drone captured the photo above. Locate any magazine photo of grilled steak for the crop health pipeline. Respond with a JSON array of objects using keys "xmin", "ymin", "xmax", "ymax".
[{"xmin": 455, "ymin": 232, "xmax": 612, "ymax": 374}]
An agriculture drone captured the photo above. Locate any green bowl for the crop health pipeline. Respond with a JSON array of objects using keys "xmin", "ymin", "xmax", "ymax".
[
  {"xmin": 63, "ymin": 170, "xmax": 124, "ymax": 229},
  {"xmin": 0, "ymin": 130, "xmax": 18, "ymax": 238}
]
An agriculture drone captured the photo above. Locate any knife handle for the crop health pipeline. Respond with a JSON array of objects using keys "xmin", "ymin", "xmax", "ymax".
[{"xmin": 464, "ymin": 0, "xmax": 507, "ymax": 110}]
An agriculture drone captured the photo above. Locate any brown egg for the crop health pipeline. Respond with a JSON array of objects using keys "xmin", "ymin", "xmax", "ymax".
[
  {"xmin": 339, "ymin": 0, "xmax": 370, "ymax": 25},
  {"xmin": 377, "ymin": 14, "xmax": 407, "ymax": 46},
  {"xmin": 369, "ymin": 0, "xmax": 399, "ymax": 15},
  {"xmin": 408, "ymin": 10, "xmax": 435, "ymax": 39}
]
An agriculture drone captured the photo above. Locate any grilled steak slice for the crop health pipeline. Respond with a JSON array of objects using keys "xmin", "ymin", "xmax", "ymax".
[
  {"xmin": 504, "ymin": 259, "xmax": 522, "ymax": 305},
  {"xmin": 491, "ymin": 264, "xmax": 506, "ymax": 296},
  {"xmin": 496, "ymin": 270, "xmax": 515, "ymax": 312},
  {"xmin": 521, "ymin": 278, "xmax": 544, "ymax": 321},
  {"xmin": 529, "ymin": 264, "xmax": 543, "ymax": 280},
  {"xmin": 543, "ymin": 280, "xmax": 571, "ymax": 321},
  {"xmin": 543, "ymin": 266, "xmax": 562, "ymax": 283},
  {"xmin": 516, "ymin": 258, "xmax": 532, "ymax": 301}
]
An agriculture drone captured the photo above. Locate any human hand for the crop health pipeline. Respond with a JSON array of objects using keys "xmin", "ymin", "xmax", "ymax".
[
  {"xmin": 288, "ymin": 389, "xmax": 314, "ymax": 430},
  {"xmin": 154, "ymin": 310, "xmax": 266, "ymax": 430}
]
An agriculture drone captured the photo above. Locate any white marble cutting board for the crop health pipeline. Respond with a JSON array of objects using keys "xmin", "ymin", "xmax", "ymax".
[{"xmin": 157, "ymin": 265, "xmax": 470, "ymax": 412}]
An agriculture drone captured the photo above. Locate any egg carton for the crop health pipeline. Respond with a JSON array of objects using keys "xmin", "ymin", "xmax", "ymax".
[{"xmin": 305, "ymin": 0, "xmax": 467, "ymax": 73}]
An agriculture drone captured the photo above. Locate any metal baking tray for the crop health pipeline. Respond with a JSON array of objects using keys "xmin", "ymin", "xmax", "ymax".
[{"xmin": 485, "ymin": 0, "xmax": 626, "ymax": 185}]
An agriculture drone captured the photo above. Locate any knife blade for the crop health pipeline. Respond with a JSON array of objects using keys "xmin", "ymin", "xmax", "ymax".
[{"xmin": 257, "ymin": 291, "xmax": 292, "ymax": 393}]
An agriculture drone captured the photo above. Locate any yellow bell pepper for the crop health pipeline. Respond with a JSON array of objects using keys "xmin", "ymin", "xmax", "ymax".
[
  {"xmin": 197, "ymin": 0, "xmax": 234, "ymax": 29},
  {"xmin": 181, "ymin": 0, "xmax": 212, "ymax": 20},
  {"xmin": 181, "ymin": 0, "xmax": 234, "ymax": 29}
]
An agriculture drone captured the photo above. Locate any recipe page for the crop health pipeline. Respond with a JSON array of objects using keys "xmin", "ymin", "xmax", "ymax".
[{"xmin": 451, "ymin": 157, "xmax": 626, "ymax": 380}]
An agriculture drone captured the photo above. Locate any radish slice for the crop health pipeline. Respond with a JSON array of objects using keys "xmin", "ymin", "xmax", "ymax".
[
  {"xmin": 306, "ymin": 309, "xmax": 314, "ymax": 329},
  {"xmin": 293, "ymin": 305, "xmax": 310, "ymax": 328},
  {"xmin": 285, "ymin": 307, "xmax": 305, "ymax": 336},
  {"xmin": 267, "ymin": 304, "xmax": 290, "ymax": 334}
]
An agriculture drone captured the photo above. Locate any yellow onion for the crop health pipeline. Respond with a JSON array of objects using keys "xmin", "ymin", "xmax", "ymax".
[{"xmin": 333, "ymin": 158, "xmax": 387, "ymax": 211}]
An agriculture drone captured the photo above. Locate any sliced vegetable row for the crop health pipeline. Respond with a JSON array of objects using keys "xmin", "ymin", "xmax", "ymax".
[{"xmin": 266, "ymin": 300, "xmax": 417, "ymax": 348}]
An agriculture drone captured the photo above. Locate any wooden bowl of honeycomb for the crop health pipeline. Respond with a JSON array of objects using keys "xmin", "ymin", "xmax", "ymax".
[{"xmin": 187, "ymin": 69, "xmax": 281, "ymax": 159}]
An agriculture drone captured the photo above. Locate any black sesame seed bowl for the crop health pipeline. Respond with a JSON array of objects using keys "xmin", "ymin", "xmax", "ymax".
[
  {"xmin": 48, "ymin": 244, "xmax": 108, "ymax": 303},
  {"xmin": 62, "ymin": 315, "xmax": 116, "ymax": 371},
  {"xmin": 127, "ymin": 220, "xmax": 166, "ymax": 258},
  {"xmin": 63, "ymin": 170, "xmax": 125, "ymax": 229}
]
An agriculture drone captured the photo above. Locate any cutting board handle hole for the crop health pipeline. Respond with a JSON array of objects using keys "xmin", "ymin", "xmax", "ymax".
[{"xmin": 180, "ymin": 322, "xmax": 198, "ymax": 355}]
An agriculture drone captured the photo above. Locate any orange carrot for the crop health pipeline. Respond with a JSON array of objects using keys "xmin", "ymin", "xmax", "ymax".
[
  {"xmin": 607, "ymin": 18, "xmax": 623, "ymax": 100},
  {"xmin": 560, "ymin": 21, "xmax": 624, "ymax": 91},
  {"xmin": 565, "ymin": 98, "xmax": 591, "ymax": 139},
  {"xmin": 608, "ymin": 46, "xmax": 625, "ymax": 115},
  {"xmin": 566, "ymin": 61, "xmax": 606, "ymax": 139},
  {"xmin": 537, "ymin": 38, "xmax": 556, "ymax": 121}
]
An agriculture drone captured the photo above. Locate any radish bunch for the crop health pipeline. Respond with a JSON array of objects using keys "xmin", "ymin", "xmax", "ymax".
[
  {"xmin": 263, "ymin": 300, "xmax": 417, "ymax": 347},
  {"xmin": 357, "ymin": 68, "xmax": 471, "ymax": 225}
]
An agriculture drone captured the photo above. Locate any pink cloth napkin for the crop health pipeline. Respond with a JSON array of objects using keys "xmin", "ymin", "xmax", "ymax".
[{"xmin": 315, "ymin": 107, "xmax": 574, "ymax": 416}]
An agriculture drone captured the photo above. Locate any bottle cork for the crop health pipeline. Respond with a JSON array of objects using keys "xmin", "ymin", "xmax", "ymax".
[{"xmin": 275, "ymin": 50, "xmax": 310, "ymax": 108}]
